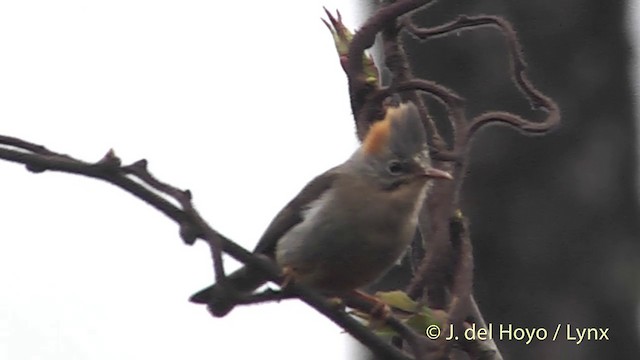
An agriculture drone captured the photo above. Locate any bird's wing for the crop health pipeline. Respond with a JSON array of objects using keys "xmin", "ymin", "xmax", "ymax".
[{"xmin": 252, "ymin": 166, "xmax": 341, "ymax": 256}]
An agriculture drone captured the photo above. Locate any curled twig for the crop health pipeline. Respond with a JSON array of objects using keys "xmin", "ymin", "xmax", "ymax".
[
  {"xmin": 403, "ymin": 15, "xmax": 561, "ymax": 140},
  {"xmin": 327, "ymin": 2, "xmax": 560, "ymax": 359}
]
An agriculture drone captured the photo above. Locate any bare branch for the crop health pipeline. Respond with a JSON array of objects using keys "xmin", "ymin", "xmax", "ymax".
[
  {"xmin": 0, "ymin": 137, "xmax": 414, "ymax": 360},
  {"xmin": 443, "ymin": 212, "xmax": 476, "ymax": 355}
]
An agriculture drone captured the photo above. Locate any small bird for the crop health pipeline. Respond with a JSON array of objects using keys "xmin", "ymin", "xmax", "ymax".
[{"xmin": 190, "ymin": 102, "xmax": 452, "ymax": 317}]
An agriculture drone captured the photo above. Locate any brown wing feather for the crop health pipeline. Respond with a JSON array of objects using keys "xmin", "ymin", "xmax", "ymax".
[{"xmin": 252, "ymin": 166, "xmax": 340, "ymax": 256}]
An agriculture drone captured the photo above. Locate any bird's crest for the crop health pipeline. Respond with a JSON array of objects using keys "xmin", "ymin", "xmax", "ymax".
[
  {"xmin": 363, "ymin": 104, "xmax": 421, "ymax": 156},
  {"xmin": 362, "ymin": 110, "xmax": 393, "ymax": 155}
]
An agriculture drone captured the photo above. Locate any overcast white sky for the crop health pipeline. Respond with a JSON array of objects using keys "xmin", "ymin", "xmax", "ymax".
[{"xmin": 1, "ymin": 1, "xmax": 639, "ymax": 360}]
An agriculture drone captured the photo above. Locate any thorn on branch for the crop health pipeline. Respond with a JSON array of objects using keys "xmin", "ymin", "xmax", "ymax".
[
  {"xmin": 130, "ymin": 159, "xmax": 148, "ymax": 171},
  {"xmin": 98, "ymin": 149, "xmax": 122, "ymax": 170},
  {"xmin": 235, "ymin": 288, "xmax": 297, "ymax": 305},
  {"xmin": 26, "ymin": 163, "xmax": 47, "ymax": 173},
  {"xmin": 182, "ymin": 189, "xmax": 192, "ymax": 201},
  {"xmin": 179, "ymin": 222, "xmax": 200, "ymax": 245}
]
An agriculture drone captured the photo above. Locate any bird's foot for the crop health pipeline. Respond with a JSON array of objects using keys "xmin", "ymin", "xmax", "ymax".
[
  {"xmin": 350, "ymin": 290, "xmax": 392, "ymax": 320},
  {"xmin": 326, "ymin": 297, "xmax": 346, "ymax": 311},
  {"xmin": 279, "ymin": 265, "xmax": 298, "ymax": 290}
]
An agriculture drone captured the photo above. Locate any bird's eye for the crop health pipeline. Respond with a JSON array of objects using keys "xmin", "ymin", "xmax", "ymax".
[{"xmin": 387, "ymin": 160, "xmax": 404, "ymax": 175}]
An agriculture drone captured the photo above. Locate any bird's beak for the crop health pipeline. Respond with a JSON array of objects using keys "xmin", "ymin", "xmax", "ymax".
[{"xmin": 423, "ymin": 167, "xmax": 453, "ymax": 180}]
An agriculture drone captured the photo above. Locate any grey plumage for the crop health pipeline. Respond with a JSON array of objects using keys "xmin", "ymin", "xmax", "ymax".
[{"xmin": 190, "ymin": 102, "xmax": 450, "ymax": 317}]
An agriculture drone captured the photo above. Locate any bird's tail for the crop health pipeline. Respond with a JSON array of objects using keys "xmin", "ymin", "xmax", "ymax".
[{"xmin": 189, "ymin": 266, "xmax": 267, "ymax": 317}]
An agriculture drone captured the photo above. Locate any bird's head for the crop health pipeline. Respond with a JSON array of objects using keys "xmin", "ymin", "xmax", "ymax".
[{"xmin": 355, "ymin": 102, "xmax": 452, "ymax": 190}]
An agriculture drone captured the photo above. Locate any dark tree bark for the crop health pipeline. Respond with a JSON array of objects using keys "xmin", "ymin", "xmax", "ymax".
[{"xmin": 387, "ymin": 1, "xmax": 639, "ymax": 359}]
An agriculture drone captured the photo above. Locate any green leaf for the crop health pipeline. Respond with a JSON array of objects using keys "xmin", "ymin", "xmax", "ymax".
[
  {"xmin": 405, "ymin": 309, "xmax": 439, "ymax": 333},
  {"xmin": 374, "ymin": 290, "xmax": 419, "ymax": 313}
]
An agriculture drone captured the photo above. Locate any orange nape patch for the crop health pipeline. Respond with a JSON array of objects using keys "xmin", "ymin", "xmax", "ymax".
[{"xmin": 362, "ymin": 106, "xmax": 404, "ymax": 155}]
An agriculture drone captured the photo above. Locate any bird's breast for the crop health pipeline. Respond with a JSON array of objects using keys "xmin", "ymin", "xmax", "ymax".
[{"xmin": 275, "ymin": 177, "xmax": 427, "ymax": 293}]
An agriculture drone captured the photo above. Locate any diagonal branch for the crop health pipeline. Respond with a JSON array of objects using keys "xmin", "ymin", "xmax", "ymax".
[
  {"xmin": 0, "ymin": 137, "xmax": 416, "ymax": 360},
  {"xmin": 122, "ymin": 159, "xmax": 227, "ymax": 283}
]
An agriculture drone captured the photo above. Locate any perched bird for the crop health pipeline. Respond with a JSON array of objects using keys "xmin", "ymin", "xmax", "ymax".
[{"xmin": 190, "ymin": 102, "xmax": 452, "ymax": 317}]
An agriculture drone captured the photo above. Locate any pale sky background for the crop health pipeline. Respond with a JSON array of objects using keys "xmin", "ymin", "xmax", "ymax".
[{"xmin": 0, "ymin": 1, "xmax": 639, "ymax": 360}]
